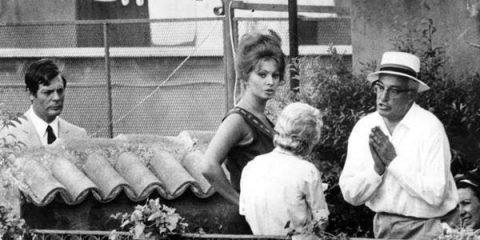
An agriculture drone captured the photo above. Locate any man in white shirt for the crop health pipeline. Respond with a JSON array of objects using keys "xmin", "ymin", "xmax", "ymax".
[
  {"xmin": 339, "ymin": 52, "xmax": 458, "ymax": 239},
  {"xmin": 0, "ymin": 59, "xmax": 87, "ymax": 147}
]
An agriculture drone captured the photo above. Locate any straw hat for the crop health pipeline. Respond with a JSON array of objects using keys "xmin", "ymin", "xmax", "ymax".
[{"xmin": 367, "ymin": 51, "xmax": 430, "ymax": 93}]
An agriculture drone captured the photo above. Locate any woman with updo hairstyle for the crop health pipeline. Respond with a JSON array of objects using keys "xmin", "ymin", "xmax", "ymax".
[
  {"xmin": 239, "ymin": 102, "xmax": 329, "ymax": 238},
  {"xmin": 235, "ymin": 30, "xmax": 286, "ymax": 91},
  {"xmin": 202, "ymin": 29, "xmax": 286, "ymax": 208}
]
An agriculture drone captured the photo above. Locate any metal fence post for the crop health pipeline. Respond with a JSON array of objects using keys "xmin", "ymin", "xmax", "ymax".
[
  {"xmin": 223, "ymin": 0, "xmax": 236, "ymax": 111},
  {"xmin": 103, "ymin": 22, "xmax": 114, "ymax": 138},
  {"xmin": 288, "ymin": 0, "xmax": 299, "ymax": 93}
]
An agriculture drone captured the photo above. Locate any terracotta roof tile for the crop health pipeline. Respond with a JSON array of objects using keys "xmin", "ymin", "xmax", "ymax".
[{"xmin": 14, "ymin": 131, "xmax": 216, "ymax": 206}]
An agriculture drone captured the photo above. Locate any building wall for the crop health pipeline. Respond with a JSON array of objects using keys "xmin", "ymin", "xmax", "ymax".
[
  {"xmin": 76, "ymin": 0, "xmax": 151, "ymax": 47},
  {"xmin": 351, "ymin": 0, "xmax": 480, "ymax": 77},
  {"xmin": 0, "ymin": 0, "xmax": 77, "ymax": 47}
]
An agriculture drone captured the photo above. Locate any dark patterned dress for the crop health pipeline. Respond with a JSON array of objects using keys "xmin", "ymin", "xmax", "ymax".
[{"xmin": 223, "ymin": 107, "xmax": 275, "ymax": 191}]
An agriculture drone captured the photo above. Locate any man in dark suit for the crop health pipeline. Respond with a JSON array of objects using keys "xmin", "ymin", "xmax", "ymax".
[{"xmin": 1, "ymin": 59, "xmax": 87, "ymax": 147}]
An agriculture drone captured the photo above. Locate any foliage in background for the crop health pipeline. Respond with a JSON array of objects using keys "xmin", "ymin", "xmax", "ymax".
[
  {"xmin": 0, "ymin": 103, "xmax": 25, "ymax": 176},
  {"xmin": 438, "ymin": 227, "xmax": 480, "ymax": 240},
  {"xmin": 267, "ymin": 18, "xmax": 480, "ymax": 237},
  {"xmin": 0, "ymin": 104, "xmax": 33, "ymax": 240},
  {"xmin": 285, "ymin": 217, "xmax": 349, "ymax": 240},
  {"xmin": 391, "ymin": 18, "xmax": 480, "ymax": 173},
  {"xmin": 110, "ymin": 198, "xmax": 188, "ymax": 240},
  {"xmin": 0, "ymin": 206, "xmax": 32, "ymax": 240}
]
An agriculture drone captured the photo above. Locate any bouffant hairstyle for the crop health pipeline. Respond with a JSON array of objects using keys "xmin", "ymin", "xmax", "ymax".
[
  {"xmin": 235, "ymin": 29, "xmax": 286, "ymax": 84},
  {"xmin": 25, "ymin": 59, "xmax": 66, "ymax": 96},
  {"xmin": 274, "ymin": 102, "xmax": 323, "ymax": 156}
]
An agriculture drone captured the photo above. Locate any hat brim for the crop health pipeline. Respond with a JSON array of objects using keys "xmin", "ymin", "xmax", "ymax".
[{"xmin": 367, "ymin": 70, "xmax": 430, "ymax": 93}]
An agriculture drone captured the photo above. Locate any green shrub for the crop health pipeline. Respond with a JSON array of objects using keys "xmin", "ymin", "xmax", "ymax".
[{"xmin": 267, "ymin": 18, "xmax": 480, "ymax": 237}]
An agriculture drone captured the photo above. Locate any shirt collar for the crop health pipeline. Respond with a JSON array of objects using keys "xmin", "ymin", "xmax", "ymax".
[
  {"xmin": 374, "ymin": 102, "xmax": 419, "ymax": 134},
  {"xmin": 26, "ymin": 106, "xmax": 59, "ymax": 138},
  {"xmin": 395, "ymin": 102, "xmax": 420, "ymax": 129}
]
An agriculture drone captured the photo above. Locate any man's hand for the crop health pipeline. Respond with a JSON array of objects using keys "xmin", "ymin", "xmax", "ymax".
[
  {"xmin": 369, "ymin": 126, "xmax": 397, "ymax": 166},
  {"xmin": 369, "ymin": 139, "xmax": 385, "ymax": 175}
]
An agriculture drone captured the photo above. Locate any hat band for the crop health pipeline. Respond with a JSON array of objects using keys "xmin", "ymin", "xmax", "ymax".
[
  {"xmin": 460, "ymin": 179, "xmax": 479, "ymax": 188},
  {"xmin": 380, "ymin": 66, "xmax": 418, "ymax": 79}
]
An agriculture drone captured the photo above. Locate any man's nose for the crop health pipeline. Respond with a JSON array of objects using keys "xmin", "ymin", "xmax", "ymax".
[
  {"xmin": 379, "ymin": 89, "xmax": 389, "ymax": 101},
  {"xmin": 51, "ymin": 91, "xmax": 61, "ymax": 100}
]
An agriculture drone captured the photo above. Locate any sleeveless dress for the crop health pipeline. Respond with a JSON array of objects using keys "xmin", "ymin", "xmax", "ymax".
[{"xmin": 223, "ymin": 107, "xmax": 275, "ymax": 191}]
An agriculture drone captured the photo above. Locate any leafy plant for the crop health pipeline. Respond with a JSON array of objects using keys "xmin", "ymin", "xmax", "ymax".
[
  {"xmin": 0, "ymin": 104, "xmax": 32, "ymax": 240},
  {"xmin": 110, "ymin": 198, "xmax": 188, "ymax": 240},
  {"xmin": 0, "ymin": 206, "xmax": 33, "ymax": 240},
  {"xmin": 0, "ymin": 103, "xmax": 26, "ymax": 171},
  {"xmin": 285, "ymin": 217, "xmax": 349, "ymax": 240},
  {"xmin": 437, "ymin": 227, "xmax": 480, "ymax": 240}
]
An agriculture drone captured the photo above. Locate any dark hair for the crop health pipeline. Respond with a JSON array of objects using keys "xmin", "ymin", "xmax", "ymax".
[
  {"xmin": 235, "ymin": 29, "xmax": 286, "ymax": 83},
  {"xmin": 455, "ymin": 169, "xmax": 480, "ymax": 201},
  {"xmin": 25, "ymin": 59, "xmax": 66, "ymax": 96}
]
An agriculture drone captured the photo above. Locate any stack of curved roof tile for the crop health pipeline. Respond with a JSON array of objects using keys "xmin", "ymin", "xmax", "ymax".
[{"xmin": 14, "ymin": 130, "xmax": 216, "ymax": 206}]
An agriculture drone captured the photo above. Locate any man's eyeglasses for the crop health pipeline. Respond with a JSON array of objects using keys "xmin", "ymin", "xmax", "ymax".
[{"xmin": 372, "ymin": 82, "xmax": 416, "ymax": 97}]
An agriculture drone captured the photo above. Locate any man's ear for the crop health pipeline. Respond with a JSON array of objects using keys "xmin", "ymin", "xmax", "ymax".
[
  {"xmin": 29, "ymin": 92, "xmax": 35, "ymax": 102},
  {"xmin": 408, "ymin": 91, "xmax": 418, "ymax": 103}
]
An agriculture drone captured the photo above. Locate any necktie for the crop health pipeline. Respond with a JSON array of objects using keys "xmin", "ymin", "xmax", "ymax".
[{"xmin": 46, "ymin": 125, "xmax": 56, "ymax": 144}]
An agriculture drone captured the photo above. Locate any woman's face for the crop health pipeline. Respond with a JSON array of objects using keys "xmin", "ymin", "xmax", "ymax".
[
  {"xmin": 459, "ymin": 187, "xmax": 480, "ymax": 230},
  {"xmin": 245, "ymin": 58, "xmax": 281, "ymax": 100}
]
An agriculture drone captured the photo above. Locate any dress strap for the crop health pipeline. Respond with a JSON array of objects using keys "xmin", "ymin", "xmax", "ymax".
[{"xmin": 224, "ymin": 107, "xmax": 275, "ymax": 138}]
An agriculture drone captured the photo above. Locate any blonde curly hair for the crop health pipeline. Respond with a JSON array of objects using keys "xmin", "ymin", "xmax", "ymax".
[{"xmin": 274, "ymin": 102, "xmax": 323, "ymax": 156}]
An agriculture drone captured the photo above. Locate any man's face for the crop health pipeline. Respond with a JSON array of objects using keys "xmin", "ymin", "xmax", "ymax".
[
  {"xmin": 30, "ymin": 75, "xmax": 65, "ymax": 123},
  {"xmin": 459, "ymin": 187, "xmax": 480, "ymax": 230},
  {"xmin": 375, "ymin": 75, "xmax": 415, "ymax": 122}
]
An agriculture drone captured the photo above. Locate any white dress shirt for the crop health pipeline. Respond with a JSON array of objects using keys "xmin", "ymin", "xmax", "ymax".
[
  {"xmin": 339, "ymin": 103, "xmax": 458, "ymax": 218},
  {"xmin": 25, "ymin": 106, "xmax": 59, "ymax": 146},
  {"xmin": 239, "ymin": 148, "xmax": 329, "ymax": 236}
]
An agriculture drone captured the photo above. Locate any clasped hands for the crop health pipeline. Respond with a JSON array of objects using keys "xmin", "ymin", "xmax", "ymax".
[{"xmin": 369, "ymin": 126, "xmax": 396, "ymax": 175}]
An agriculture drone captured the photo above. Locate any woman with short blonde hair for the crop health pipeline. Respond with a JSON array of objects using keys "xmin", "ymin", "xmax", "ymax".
[
  {"xmin": 274, "ymin": 102, "xmax": 323, "ymax": 156},
  {"xmin": 240, "ymin": 102, "xmax": 329, "ymax": 239}
]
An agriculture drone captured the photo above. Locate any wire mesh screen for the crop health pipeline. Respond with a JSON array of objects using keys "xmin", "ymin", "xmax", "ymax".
[
  {"xmin": 110, "ymin": 57, "xmax": 225, "ymax": 136},
  {"xmin": 0, "ymin": 18, "xmax": 225, "ymax": 138},
  {"xmin": 233, "ymin": 17, "xmax": 351, "ymax": 54}
]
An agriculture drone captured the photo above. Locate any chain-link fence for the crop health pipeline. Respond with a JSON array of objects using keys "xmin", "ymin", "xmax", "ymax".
[
  {"xmin": 0, "ymin": 18, "xmax": 225, "ymax": 138},
  {"xmin": 0, "ymin": 11, "xmax": 351, "ymax": 138},
  {"xmin": 233, "ymin": 17, "xmax": 351, "ymax": 49}
]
